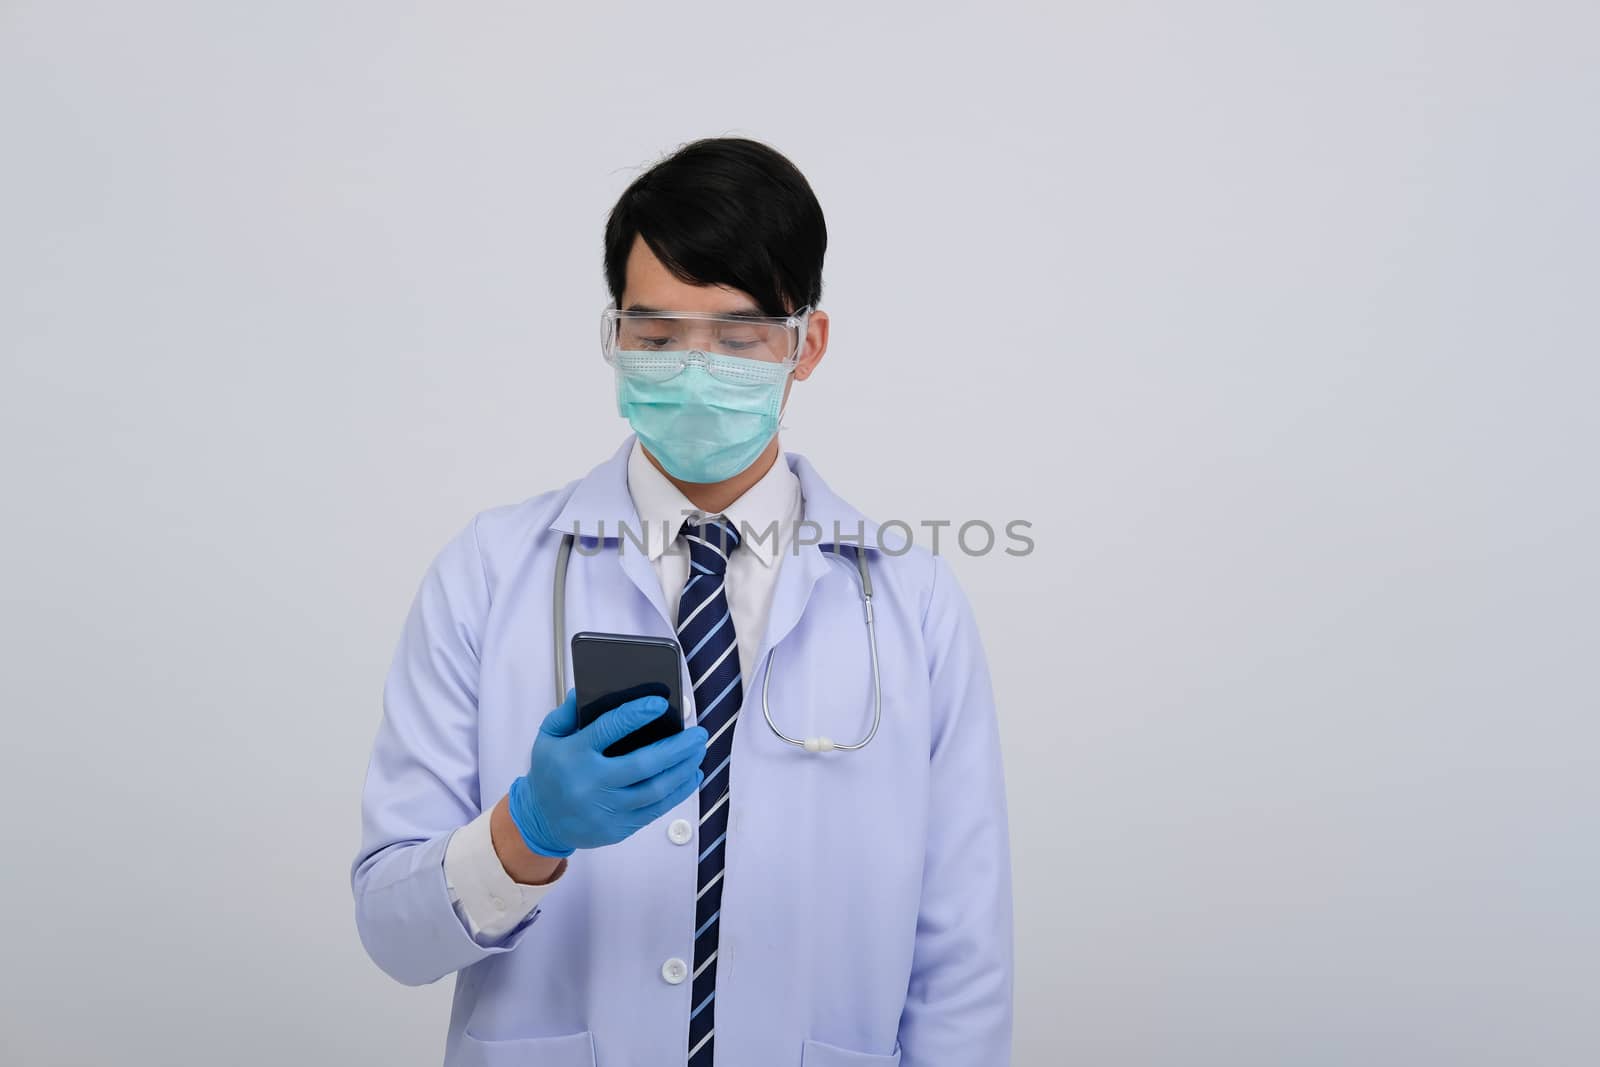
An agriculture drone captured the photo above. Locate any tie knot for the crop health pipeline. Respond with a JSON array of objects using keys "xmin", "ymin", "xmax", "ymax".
[{"xmin": 681, "ymin": 517, "xmax": 740, "ymax": 576}]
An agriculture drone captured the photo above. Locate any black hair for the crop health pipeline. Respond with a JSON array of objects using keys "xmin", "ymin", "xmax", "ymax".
[{"xmin": 604, "ymin": 137, "xmax": 826, "ymax": 317}]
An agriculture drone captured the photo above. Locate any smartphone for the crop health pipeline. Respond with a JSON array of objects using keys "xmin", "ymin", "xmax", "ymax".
[{"xmin": 571, "ymin": 631, "xmax": 685, "ymax": 757}]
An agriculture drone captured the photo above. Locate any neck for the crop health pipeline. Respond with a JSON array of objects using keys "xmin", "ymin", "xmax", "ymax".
[{"xmin": 646, "ymin": 437, "xmax": 781, "ymax": 515}]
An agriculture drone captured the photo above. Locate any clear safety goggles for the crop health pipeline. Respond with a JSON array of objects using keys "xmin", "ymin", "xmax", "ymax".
[{"xmin": 600, "ymin": 304, "xmax": 812, "ymax": 382}]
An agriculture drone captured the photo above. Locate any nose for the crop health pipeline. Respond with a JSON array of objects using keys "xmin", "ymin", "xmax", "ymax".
[{"xmin": 678, "ymin": 323, "xmax": 720, "ymax": 351}]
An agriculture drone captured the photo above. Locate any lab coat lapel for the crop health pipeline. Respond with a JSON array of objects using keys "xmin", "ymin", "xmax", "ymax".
[
  {"xmin": 751, "ymin": 540, "xmax": 831, "ymax": 678},
  {"xmin": 616, "ymin": 537, "xmax": 670, "ymax": 628},
  {"xmin": 750, "ymin": 449, "xmax": 882, "ymax": 671},
  {"xmin": 548, "ymin": 435, "xmax": 673, "ymax": 629}
]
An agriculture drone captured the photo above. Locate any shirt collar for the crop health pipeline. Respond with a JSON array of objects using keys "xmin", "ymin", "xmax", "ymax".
[{"xmin": 625, "ymin": 438, "xmax": 800, "ymax": 568}]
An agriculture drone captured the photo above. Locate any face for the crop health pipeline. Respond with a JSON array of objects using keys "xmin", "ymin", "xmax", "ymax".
[{"xmin": 618, "ymin": 234, "xmax": 829, "ymax": 403}]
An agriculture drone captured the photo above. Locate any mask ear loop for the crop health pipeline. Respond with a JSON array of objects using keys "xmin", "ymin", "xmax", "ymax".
[
  {"xmin": 776, "ymin": 306, "xmax": 813, "ymax": 433},
  {"xmin": 776, "ymin": 386, "xmax": 794, "ymax": 433}
]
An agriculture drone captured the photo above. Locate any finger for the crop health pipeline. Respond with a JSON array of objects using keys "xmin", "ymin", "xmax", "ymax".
[
  {"xmin": 539, "ymin": 688, "xmax": 581, "ymax": 738},
  {"xmin": 612, "ymin": 757, "xmax": 704, "ymax": 811},
  {"xmin": 630, "ymin": 769, "xmax": 705, "ymax": 825},
  {"xmin": 601, "ymin": 725, "xmax": 708, "ymax": 787},
  {"xmin": 581, "ymin": 694, "xmax": 671, "ymax": 752}
]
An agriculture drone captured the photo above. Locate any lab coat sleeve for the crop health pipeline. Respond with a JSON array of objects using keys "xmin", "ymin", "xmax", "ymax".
[
  {"xmin": 898, "ymin": 555, "xmax": 1015, "ymax": 1065},
  {"xmin": 350, "ymin": 516, "xmax": 542, "ymax": 985}
]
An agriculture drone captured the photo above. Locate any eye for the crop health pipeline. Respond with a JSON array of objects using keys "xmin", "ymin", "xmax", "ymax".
[{"xmin": 638, "ymin": 336, "xmax": 673, "ymax": 348}]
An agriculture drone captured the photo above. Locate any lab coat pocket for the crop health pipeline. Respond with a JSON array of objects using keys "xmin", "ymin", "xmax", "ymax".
[
  {"xmin": 453, "ymin": 1029, "xmax": 596, "ymax": 1067},
  {"xmin": 800, "ymin": 1037, "xmax": 903, "ymax": 1066}
]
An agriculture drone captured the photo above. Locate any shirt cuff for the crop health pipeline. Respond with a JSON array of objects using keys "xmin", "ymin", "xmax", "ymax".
[{"xmin": 443, "ymin": 806, "xmax": 565, "ymax": 942}]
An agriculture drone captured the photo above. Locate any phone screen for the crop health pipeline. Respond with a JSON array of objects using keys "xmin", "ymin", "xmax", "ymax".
[{"xmin": 571, "ymin": 632, "xmax": 685, "ymax": 757}]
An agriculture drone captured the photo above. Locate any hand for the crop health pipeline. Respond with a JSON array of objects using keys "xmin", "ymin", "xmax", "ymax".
[{"xmin": 507, "ymin": 689, "xmax": 707, "ymax": 857}]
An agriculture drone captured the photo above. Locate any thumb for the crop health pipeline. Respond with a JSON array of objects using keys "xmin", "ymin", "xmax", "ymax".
[
  {"xmin": 583, "ymin": 694, "xmax": 669, "ymax": 753},
  {"xmin": 539, "ymin": 688, "xmax": 581, "ymax": 738}
]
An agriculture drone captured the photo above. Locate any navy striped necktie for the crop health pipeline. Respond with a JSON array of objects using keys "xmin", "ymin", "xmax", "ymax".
[{"xmin": 677, "ymin": 517, "xmax": 742, "ymax": 1066}]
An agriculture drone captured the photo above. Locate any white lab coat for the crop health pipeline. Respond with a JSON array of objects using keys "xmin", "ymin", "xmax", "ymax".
[{"xmin": 351, "ymin": 436, "xmax": 1013, "ymax": 1066}]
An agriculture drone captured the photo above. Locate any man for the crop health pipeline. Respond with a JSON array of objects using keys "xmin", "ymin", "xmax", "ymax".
[{"xmin": 351, "ymin": 137, "xmax": 1013, "ymax": 1066}]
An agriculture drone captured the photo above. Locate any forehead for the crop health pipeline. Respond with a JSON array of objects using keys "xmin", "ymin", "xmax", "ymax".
[{"xmin": 621, "ymin": 234, "xmax": 762, "ymax": 316}]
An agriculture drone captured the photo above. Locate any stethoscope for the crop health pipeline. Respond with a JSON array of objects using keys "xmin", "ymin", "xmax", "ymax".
[{"xmin": 552, "ymin": 532, "xmax": 882, "ymax": 754}]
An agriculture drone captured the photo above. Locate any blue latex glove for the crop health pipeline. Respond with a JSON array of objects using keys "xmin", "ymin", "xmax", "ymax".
[{"xmin": 507, "ymin": 689, "xmax": 708, "ymax": 857}]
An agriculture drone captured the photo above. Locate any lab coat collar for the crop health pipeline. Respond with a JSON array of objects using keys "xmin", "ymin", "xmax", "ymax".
[
  {"xmin": 623, "ymin": 439, "xmax": 799, "ymax": 569},
  {"xmin": 784, "ymin": 450, "xmax": 883, "ymax": 554},
  {"xmin": 549, "ymin": 435, "xmax": 885, "ymax": 655},
  {"xmin": 549, "ymin": 434, "xmax": 882, "ymax": 554},
  {"xmin": 549, "ymin": 435, "xmax": 640, "ymax": 542}
]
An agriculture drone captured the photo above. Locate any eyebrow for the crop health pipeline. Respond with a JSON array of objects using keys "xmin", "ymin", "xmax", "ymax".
[{"xmin": 624, "ymin": 302, "xmax": 769, "ymax": 318}]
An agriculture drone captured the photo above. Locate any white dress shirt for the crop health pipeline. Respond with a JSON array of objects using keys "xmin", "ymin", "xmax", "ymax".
[{"xmin": 441, "ymin": 440, "xmax": 802, "ymax": 941}]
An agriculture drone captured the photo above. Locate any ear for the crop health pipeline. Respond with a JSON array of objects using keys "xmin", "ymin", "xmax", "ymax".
[{"xmin": 793, "ymin": 310, "xmax": 830, "ymax": 381}]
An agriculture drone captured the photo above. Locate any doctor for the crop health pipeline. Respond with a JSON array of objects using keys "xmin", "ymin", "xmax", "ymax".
[{"xmin": 351, "ymin": 137, "xmax": 1013, "ymax": 1067}]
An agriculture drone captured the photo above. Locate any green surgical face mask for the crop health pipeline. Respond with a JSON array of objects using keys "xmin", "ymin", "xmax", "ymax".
[{"xmin": 613, "ymin": 350, "xmax": 790, "ymax": 484}]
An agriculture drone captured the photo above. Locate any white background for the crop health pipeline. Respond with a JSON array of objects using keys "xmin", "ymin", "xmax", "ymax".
[{"xmin": 2, "ymin": 2, "xmax": 1597, "ymax": 1064}]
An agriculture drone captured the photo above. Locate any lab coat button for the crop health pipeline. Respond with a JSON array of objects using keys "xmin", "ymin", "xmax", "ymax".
[
  {"xmin": 667, "ymin": 818, "xmax": 693, "ymax": 845},
  {"xmin": 661, "ymin": 957, "xmax": 688, "ymax": 984},
  {"xmin": 491, "ymin": 896, "xmax": 505, "ymax": 911}
]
